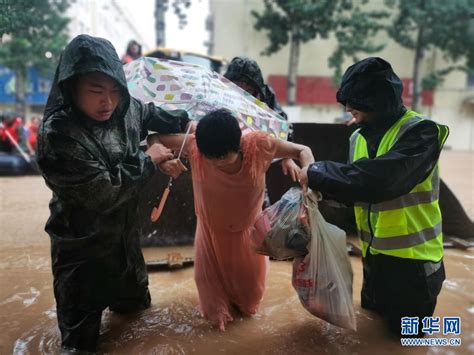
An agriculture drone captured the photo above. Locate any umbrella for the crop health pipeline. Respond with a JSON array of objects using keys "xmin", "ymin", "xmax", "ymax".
[
  {"xmin": 124, "ymin": 57, "xmax": 290, "ymax": 140},
  {"xmin": 124, "ymin": 57, "xmax": 291, "ymax": 222}
]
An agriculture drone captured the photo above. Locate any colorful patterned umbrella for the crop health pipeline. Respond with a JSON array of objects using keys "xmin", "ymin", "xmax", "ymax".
[{"xmin": 124, "ymin": 57, "xmax": 290, "ymax": 140}]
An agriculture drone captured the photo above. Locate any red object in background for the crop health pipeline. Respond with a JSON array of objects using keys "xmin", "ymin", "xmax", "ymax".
[
  {"xmin": 27, "ymin": 122, "xmax": 38, "ymax": 148},
  {"xmin": 268, "ymin": 75, "xmax": 338, "ymax": 105},
  {"xmin": 0, "ymin": 117, "xmax": 22, "ymax": 144},
  {"xmin": 400, "ymin": 79, "xmax": 434, "ymax": 107},
  {"xmin": 268, "ymin": 75, "xmax": 434, "ymax": 107}
]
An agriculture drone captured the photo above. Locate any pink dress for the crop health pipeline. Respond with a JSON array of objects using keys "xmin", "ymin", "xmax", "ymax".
[{"xmin": 188, "ymin": 132, "xmax": 277, "ymax": 330}]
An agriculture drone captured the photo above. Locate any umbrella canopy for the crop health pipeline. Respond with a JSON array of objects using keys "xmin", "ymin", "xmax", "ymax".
[{"xmin": 124, "ymin": 57, "xmax": 290, "ymax": 140}]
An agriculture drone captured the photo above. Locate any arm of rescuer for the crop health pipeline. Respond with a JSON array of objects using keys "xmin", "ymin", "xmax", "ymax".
[
  {"xmin": 37, "ymin": 131, "xmax": 173, "ymax": 215},
  {"xmin": 270, "ymin": 137, "xmax": 314, "ymax": 191},
  {"xmin": 146, "ymin": 133, "xmax": 312, "ymax": 158},
  {"xmin": 146, "ymin": 133, "xmax": 315, "ymax": 183},
  {"xmin": 146, "ymin": 133, "xmax": 190, "ymax": 179},
  {"xmin": 135, "ymin": 97, "xmax": 192, "ymax": 139},
  {"xmin": 298, "ymin": 121, "xmax": 442, "ymax": 204},
  {"xmin": 136, "ymin": 98, "xmax": 197, "ymax": 179},
  {"xmin": 36, "ymin": 98, "xmax": 192, "ymax": 215}
]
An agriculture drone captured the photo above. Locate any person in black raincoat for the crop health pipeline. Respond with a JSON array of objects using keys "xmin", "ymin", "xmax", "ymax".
[
  {"xmin": 224, "ymin": 56, "xmax": 300, "ymax": 195},
  {"xmin": 299, "ymin": 57, "xmax": 448, "ymax": 337},
  {"xmin": 224, "ymin": 56, "xmax": 287, "ymax": 120},
  {"xmin": 121, "ymin": 39, "xmax": 142, "ymax": 64},
  {"xmin": 36, "ymin": 35, "xmax": 190, "ymax": 352}
]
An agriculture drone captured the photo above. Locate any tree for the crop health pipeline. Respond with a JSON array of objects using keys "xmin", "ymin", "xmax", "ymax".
[
  {"xmin": 384, "ymin": 0, "xmax": 474, "ymax": 110},
  {"xmin": 328, "ymin": 3, "xmax": 388, "ymax": 84},
  {"xmin": 0, "ymin": 0, "xmax": 71, "ymax": 117},
  {"xmin": 252, "ymin": 0, "xmax": 388, "ymax": 105},
  {"xmin": 154, "ymin": 0, "xmax": 192, "ymax": 46}
]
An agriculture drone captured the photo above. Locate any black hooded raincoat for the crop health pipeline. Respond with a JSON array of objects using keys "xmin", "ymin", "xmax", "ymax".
[
  {"xmin": 224, "ymin": 56, "xmax": 288, "ymax": 120},
  {"xmin": 308, "ymin": 57, "xmax": 441, "ymax": 204},
  {"xmin": 306, "ymin": 57, "xmax": 446, "ymax": 337},
  {"xmin": 36, "ymin": 35, "xmax": 189, "ymax": 351}
]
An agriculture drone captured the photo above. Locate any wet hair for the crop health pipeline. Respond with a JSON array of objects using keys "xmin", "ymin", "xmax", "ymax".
[{"xmin": 196, "ymin": 109, "xmax": 241, "ymax": 158}]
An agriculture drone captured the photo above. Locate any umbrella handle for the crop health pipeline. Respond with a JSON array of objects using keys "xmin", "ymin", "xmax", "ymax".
[
  {"xmin": 149, "ymin": 104, "xmax": 194, "ymax": 223},
  {"xmin": 150, "ymin": 186, "xmax": 171, "ymax": 222},
  {"xmin": 176, "ymin": 118, "xmax": 193, "ymax": 160}
]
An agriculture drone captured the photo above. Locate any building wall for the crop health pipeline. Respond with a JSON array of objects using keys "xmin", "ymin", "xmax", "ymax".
[
  {"xmin": 210, "ymin": 0, "xmax": 474, "ymax": 150},
  {"xmin": 1, "ymin": 0, "xmax": 154, "ymax": 118},
  {"xmin": 67, "ymin": 0, "xmax": 152, "ymax": 58}
]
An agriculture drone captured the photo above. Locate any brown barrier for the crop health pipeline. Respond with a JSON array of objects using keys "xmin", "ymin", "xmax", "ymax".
[{"xmin": 139, "ymin": 123, "xmax": 473, "ymax": 246}]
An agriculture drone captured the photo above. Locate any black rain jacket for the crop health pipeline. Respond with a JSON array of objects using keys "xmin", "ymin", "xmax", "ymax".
[
  {"xmin": 36, "ymin": 35, "xmax": 189, "ymax": 309},
  {"xmin": 224, "ymin": 56, "xmax": 288, "ymax": 120},
  {"xmin": 308, "ymin": 57, "xmax": 443, "ymax": 204}
]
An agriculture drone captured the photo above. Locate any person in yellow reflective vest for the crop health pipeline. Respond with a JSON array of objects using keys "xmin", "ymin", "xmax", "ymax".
[{"xmin": 299, "ymin": 57, "xmax": 449, "ymax": 337}]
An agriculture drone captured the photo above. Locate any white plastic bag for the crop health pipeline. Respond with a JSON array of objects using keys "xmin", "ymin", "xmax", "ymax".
[
  {"xmin": 251, "ymin": 187, "xmax": 310, "ymax": 260},
  {"xmin": 292, "ymin": 191, "xmax": 356, "ymax": 330}
]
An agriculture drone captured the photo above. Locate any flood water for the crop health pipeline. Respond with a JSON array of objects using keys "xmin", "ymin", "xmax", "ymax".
[{"xmin": 1, "ymin": 151, "xmax": 473, "ymax": 354}]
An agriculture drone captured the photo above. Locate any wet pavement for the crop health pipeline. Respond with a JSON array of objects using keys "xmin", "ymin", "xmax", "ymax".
[{"xmin": 0, "ymin": 151, "xmax": 473, "ymax": 354}]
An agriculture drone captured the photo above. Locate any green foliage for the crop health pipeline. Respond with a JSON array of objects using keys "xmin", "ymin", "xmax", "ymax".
[
  {"xmin": 385, "ymin": 0, "xmax": 474, "ymax": 89},
  {"xmin": 422, "ymin": 67, "xmax": 458, "ymax": 89},
  {"xmin": 156, "ymin": 0, "xmax": 193, "ymax": 30},
  {"xmin": 461, "ymin": 11, "xmax": 474, "ymax": 75},
  {"xmin": 170, "ymin": 0, "xmax": 192, "ymax": 29},
  {"xmin": 252, "ymin": 0, "xmax": 389, "ymax": 84},
  {"xmin": 252, "ymin": 0, "xmax": 337, "ymax": 55},
  {"xmin": 0, "ymin": 0, "xmax": 71, "ymax": 75},
  {"xmin": 329, "ymin": 1, "xmax": 388, "ymax": 84}
]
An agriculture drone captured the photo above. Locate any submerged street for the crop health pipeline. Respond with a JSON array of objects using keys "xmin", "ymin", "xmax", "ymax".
[{"xmin": 0, "ymin": 151, "xmax": 473, "ymax": 354}]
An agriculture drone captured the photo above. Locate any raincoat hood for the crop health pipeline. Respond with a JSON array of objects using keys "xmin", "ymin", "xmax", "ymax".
[
  {"xmin": 44, "ymin": 34, "xmax": 130, "ymax": 119},
  {"xmin": 223, "ymin": 56, "xmax": 289, "ymax": 123},
  {"xmin": 224, "ymin": 56, "xmax": 266, "ymax": 96},
  {"xmin": 336, "ymin": 57, "xmax": 405, "ymax": 127}
]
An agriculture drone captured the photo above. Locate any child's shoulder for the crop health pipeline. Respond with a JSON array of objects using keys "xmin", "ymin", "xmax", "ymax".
[
  {"xmin": 241, "ymin": 131, "xmax": 277, "ymax": 166},
  {"xmin": 242, "ymin": 131, "xmax": 273, "ymax": 151},
  {"xmin": 242, "ymin": 131, "xmax": 270, "ymax": 144},
  {"xmin": 244, "ymin": 131, "xmax": 269, "ymax": 139}
]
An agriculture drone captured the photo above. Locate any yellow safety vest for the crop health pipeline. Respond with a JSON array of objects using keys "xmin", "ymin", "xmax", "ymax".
[{"xmin": 349, "ymin": 110, "xmax": 449, "ymax": 262}]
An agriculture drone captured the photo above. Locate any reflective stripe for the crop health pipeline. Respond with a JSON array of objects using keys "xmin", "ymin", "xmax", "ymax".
[
  {"xmin": 349, "ymin": 131, "xmax": 359, "ymax": 163},
  {"xmin": 355, "ymin": 169, "xmax": 439, "ymax": 212},
  {"xmin": 370, "ymin": 168, "xmax": 439, "ymax": 212},
  {"xmin": 355, "ymin": 190, "xmax": 436, "ymax": 212},
  {"xmin": 392, "ymin": 116, "xmax": 423, "ymax": 146},
  {"xmin": 371, "ymin": 190, "xmax": 435, "ymax": 212},
  {"xmin": 358, "ymin": 222, "xmax": 442, "ymax": 250},
  {"xmin": 424, "ymin": 260, "xmax": 442, "ymax": 277},
  {"xmin": 376, "ymin": 112, "xmax": 420, "ymax": 155}
]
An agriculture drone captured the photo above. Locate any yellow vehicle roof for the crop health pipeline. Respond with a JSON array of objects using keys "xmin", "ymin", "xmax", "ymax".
[{"xmin": 143, "ymin": 47, "xmax": 226, "ymax": 64}]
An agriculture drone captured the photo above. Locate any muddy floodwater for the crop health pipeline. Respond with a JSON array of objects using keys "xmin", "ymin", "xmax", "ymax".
[{"xmin": 1, "ymin": 151, "xmax": 473, "ymax": 354}]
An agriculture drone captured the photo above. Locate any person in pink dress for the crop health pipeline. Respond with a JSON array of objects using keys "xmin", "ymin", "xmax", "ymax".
[{"xmin": 152, "ymin": 109, "xmax": 314, "ymax": 330}]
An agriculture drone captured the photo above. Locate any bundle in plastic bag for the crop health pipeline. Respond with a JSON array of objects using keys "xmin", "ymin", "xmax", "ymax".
[
  {"xmin": 292, "ymin": 191, "xmax": 356, "ymax": 330},
  {"xmin": 251, "ymin": 187, "xmax": 310, "ymax": 260}
]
